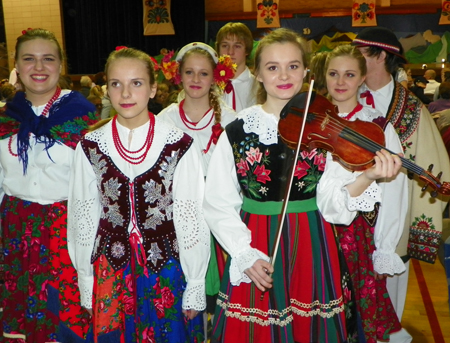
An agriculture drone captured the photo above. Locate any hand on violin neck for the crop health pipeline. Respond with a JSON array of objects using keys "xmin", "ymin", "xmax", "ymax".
[
  {"xmin": 347, "ymin": 149, "xmax": 403, "ymax": 197},
  {"xmin": 368, "ymin": 149, "xmax": 403, "ymax": 180},
  {"xmin": 244, "ymin": 259, "xmax": 274, "ymax": 292}
]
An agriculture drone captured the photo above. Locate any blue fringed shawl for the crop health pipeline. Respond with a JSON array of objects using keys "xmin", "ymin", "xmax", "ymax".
[{"xmin": 4, "ymin": 90, "xmax": 96, "ymax": 173}]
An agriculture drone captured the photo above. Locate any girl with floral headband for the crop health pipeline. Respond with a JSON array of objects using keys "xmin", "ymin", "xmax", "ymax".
[
  {"xmin": 203, "ymin": 28, "xmax": 402, "ymax": 343},
  {"xmin": 158, "ymin": 42, "xmax": 236, "ymax": 175},
  {"xmin": 67, "ymin": 46, "xmax": 209, "ymax": 342},
  {"xmin": 158, "ymin": 41, "xmax": 237, "ymax": 338},
  {"xmin": 0, "ymin": 28, "xmax": 96, "ymax": 342}
]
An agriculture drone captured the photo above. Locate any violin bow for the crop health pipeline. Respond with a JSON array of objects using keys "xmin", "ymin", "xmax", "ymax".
[{"xmin": 260, "ymin": 78, "xmax": 315, "ymax": 300}]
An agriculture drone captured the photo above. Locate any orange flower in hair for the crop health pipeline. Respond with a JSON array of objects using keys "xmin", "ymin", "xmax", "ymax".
[{"xmin": 161, "ymin": 50, "xmax": 180, "ymax": 84}]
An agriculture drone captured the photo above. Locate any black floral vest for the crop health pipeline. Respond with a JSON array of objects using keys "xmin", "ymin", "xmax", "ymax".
[{"xmin": 225, "ymin": 118, "xmax": 327, "ymax": 202}]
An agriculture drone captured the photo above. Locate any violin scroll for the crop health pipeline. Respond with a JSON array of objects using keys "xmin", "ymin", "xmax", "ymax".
[{"xmin": 420, "ymin": 165, "xmax": 450, "ymax": 197}]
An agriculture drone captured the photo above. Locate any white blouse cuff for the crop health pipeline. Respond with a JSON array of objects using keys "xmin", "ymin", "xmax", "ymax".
[
  {"xmin": 78, "ymin": 274, "xmax": 93, "ymax": 309},
  {"xmin": 182, "ymin": 278, "xmax": 206, "ymax": 311},
  {"xmin": 229, "ymin": 247, "xmax": 270, "ymax": 286},
  {"xmin": 346, "ymin": 180, "xmax": 382, "ymax": 212},
  {"xmin": 372, "ymin": 249, "xmax": 406, "ymax": 275}
]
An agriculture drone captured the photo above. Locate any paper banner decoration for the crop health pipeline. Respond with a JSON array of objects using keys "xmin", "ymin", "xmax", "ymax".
[
  {"xmin": 439, "ymin": 0, "xmax": 450, "ymax": 25},
  {"xmin": 143, "ymin": 0, "xmax": 175, "ymax": 36},
  {"xmin": 257, "ymin": 0, "xmax": 280, "ymax": 28},
  {"xmin": 352, "ymin": 0, "xmax": 377, "ymax": 27}
]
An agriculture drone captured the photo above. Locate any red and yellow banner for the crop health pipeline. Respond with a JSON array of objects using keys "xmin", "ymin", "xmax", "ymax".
[
  {"xmin": 256, "ymin": 0, "xmax": 280, "ymax": 28},
  {"xmin": 143, "ymin": 0, "xmax": 175, "ymax": 36},
  {"xmin": 439, "ymin": 0, "xmax": 450, "ymax": 25},
  {"xmin": 352, "ymin": 0, "xmax": 377, "ymax": 27}
]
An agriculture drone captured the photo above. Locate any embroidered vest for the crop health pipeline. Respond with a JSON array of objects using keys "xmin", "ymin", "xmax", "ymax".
[
  {"xmin": 225, "ymin": 118, "xmax": 326, "ymax": 202},
  {"xmin": 81, "ymin": 133, "xmax": 193, "ymax": 272},
  {"xmin": 386, "ymin": 82, "xmax": 421, "ymax": 144}
]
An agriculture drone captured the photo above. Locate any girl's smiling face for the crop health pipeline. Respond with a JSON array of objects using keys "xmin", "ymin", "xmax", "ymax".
[
  {"xmin": 180, "ymin": 53, "xmax": 214, "ymax": 102},
  {"xmin": 256, "ymin": 42, "xmax": 307, "ymax": 106},
  {"xmin": 15, "ymin": 38, "xmax": 61, "ymax": 103},
  {"xmin": 107, "ymin": 57, "xmax": 156, "ymax": 129}
]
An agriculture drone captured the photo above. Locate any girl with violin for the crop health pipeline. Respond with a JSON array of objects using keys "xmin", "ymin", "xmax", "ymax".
[
  {"xmin": 203, "ymin": 28, "xmax": 380, "ymax": 343},
  {"xmin": 316, "ymin": 45, "xmax": 407, "ymax": 343}
]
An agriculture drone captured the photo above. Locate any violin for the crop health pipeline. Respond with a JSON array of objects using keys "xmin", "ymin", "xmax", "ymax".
[{"xmin": 278, "ymin": 91, "xmax": 450, "ymax": 197}]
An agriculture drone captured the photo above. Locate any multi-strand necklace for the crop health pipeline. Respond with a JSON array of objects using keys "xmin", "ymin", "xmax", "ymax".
[
  {"xmin": 8, "ymin": 87, "xmax": 61, "ymax": 157},
  {"xmin": 111, "ymin": 113, "xmax": 155, "ymax": 165}
]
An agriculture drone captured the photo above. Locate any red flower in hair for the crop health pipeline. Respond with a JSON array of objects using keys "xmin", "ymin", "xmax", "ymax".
[
  {"xmin": 213, "ymin": 55, "xmax": 236, "ymax": 91},
  {"xmin": 115, "ymin": 46, "xmax": 128, "ymax": 51},
  {"xmin": 21, "ymin": 28, "xmax": 32, "ymax": 35}
]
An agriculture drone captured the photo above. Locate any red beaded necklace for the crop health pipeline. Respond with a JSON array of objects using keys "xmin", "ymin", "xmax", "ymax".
[
  {"xmin": 111, "ymin": 112, "xmax": 155, "ymax": 165},
  {"xmin": 8, "ymin": 87, "xmax": 61, "ymax": 157},
  {"xmin": 179, "ymin": 99, "xmax": 214, "ymax": 131}
]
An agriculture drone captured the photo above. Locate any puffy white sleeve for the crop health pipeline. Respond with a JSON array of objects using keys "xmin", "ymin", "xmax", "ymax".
[
  {"xmin": 203, "ymin": 132, "xmax": 269, "ymax": 286},
  {"xmin": 317, "ymin": 154, "xmax": 382, "ymax": 225},
  {"xmin": 372, "ymin": 123, "xmax": 408, "ymax": 275},
  {"xmin": 67, "ymin": 142, "xmax": 102, "ymax": 309},
  {"xmin": 172, "ymin": 146, "xmax": 210, "ymax": 311}
]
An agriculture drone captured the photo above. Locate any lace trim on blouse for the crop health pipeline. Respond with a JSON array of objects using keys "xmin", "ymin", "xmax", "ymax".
[
  {"xmin": 229, "ymin": 247, "xmax": 270, "ymax": 286},
  {"xmin": 86, "ymin": 119, "xmax": 184, "ymax": 156},
  {"xmin": 239, "ymin": 105, "xmax": 278, "ymax": 145},
  {"xmin": 372, "ymin": 249, "xmax": 407, "ymax": 275},
  {"xmin": 344, "ymin": 175, "xmax": 382, "ymax": 212}
]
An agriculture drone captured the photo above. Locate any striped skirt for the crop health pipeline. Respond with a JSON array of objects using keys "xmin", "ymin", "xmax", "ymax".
[{"xmin": 212, "ymin": 198, "xmax": 359, "ymax": 343}]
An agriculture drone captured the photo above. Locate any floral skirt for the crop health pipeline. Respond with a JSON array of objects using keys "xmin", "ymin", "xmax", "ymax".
[
  {"xmin": 212, "ymin": 202, "xmax": 359, "ymax": 343},
  {"xmin": 0, "ymin": 195, "xmax": 91, "ymax": 342},
  {"xmin": 92, "ymin": 250, "xmax": 203, "ymax": 343},
  {"xmin": 336, "ymin": 213, "xmax": 402, "ymax": 343}
]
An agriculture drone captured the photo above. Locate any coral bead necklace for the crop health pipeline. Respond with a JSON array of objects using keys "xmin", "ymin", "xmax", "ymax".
[{"xmin": 111, "ymin": 113, "xmax": 155, "ymax": 165}]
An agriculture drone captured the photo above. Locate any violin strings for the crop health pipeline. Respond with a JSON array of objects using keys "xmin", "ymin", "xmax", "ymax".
[{"xmin": 307, "ymin": 112, "xmax": 429, "ymax": 180}]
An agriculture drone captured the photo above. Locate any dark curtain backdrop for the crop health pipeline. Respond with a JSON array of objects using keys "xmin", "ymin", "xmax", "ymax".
[{"xmin": 62, "ymin": 0, "xmax": 205, "ymax": 74}]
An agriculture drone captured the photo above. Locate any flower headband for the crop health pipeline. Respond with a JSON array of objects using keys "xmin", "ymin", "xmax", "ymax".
[{"xmin": 160, "ymin": 42, "xmax": 236, "ymax": 90}]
